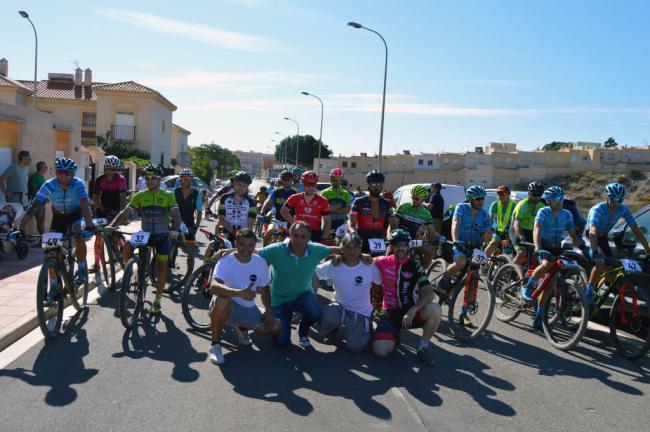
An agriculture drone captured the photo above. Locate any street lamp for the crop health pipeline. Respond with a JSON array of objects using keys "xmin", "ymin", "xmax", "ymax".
[
  {"xmin": 271, "ymin": 139, "xmax": 284, "ymax": 168},
  {"xmin": 19, "ymin": 10, "xmax": 38, "ymax": 110},
  {"xmin": 347, "ymin": 21, "xmax": 388, "ymax": 171},
  {"xmin": 301, "ymin": 91, "xmax": 324, "ymax": 176},
  {"xmin": 284, "ymin": 117, "xmax": 300, "ymax": 167}
]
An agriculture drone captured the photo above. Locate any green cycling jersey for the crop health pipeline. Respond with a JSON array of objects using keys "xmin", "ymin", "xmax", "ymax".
[
  {"xmin": 128, "ymin": 189, "xmax": 178, "ymax": 234},
  {"xmin": 395, "ymin": 202, "xmax": 433, "ymax": 238},
  {"xmin": 513, "ymin": 198, "xmax": 546, "ymax": 231}
]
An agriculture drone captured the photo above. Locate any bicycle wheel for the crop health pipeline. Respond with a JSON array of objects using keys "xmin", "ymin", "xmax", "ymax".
[
  {"xmin": 610, "ymin": 283, "xmax": 650, "ymax": 360},
  {"xmin": 542, "ymin": 279, "xmax": 588, "ymax": 351},
  {"xmin": 487, "ymin": 254, "xmax": 512, "ymax": 282},
  {"xmin": 168, "ymin": 240, "xmax": 195, "ymax": 292},
  {"xmin": 66, "ymin": 255, "xmax": 88, "ymax": 311},
  {"xmin": 120, "ymin": 257, "xmax": 145, "ymax": 329},
  {"xmin": 181, "ymin": 262, "xmax": 215, "ymax": 332},
  {"xmin": 447, "ymin": 271, "xmax": 495, "ymax": 341},
  {"xmin": 35, "ymin": 259, "xmax": 64, "ymax": 340},
  {"xmin": 427, "ymin": 258, "xmax": 447, "ymax": 286},
  {"xmin": 104, "ymin": 235, "xmax": 118, "ymax": 291},
  {"xmin": 492, "ymin": 263, "xmax": 524, "ymax": 322},
  {"xmin": 97, "ymin": 237, "xmax": 110, "ymax": 285}
]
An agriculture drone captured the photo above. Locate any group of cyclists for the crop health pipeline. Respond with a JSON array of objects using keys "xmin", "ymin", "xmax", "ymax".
[{"xmin": 15, "ymin": 154, "xmax": 650, "ymax": 366}]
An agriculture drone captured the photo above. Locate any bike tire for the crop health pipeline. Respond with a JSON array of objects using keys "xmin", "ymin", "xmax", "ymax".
[
  {"xmin": 181, "ymin": 262, "xmax": 215, "ymax": 332},
  {"xmin": 610, "ymin": 284, "xmax": 650, "ymax": 361},
  {"xmin": 542, "ymin": 278, "xmax": 589, "ymax": 351},
  {"xmin": 492, "ymin": 263, "xmax": 524, "ymax": 323},
  {"xmin": 66, "ymin": 254, "xmax": 86, "ymax": 312},
  {"xmin": 447, "ymin": 272, "xmax": 495, "ymax": 341},
  {"xmin": 35, "ymin": 259, "xmax": 64, "ymax": 340},
  {"xmin": 426, "ymin": 258, "xmax": 448, "ymax": 285},
  {"xmin": 105, "ymin": 237, "xmax": 118, "ymax": 291},
  {"xmin": 168, "ymin": 240, "xmax": 195, "ymax": 292},
  {"xmin": 98, "ymin": 237, "xmax": 110, "ymax": 287},
  {"xmin": 487, "ymin": 254, "xmax": 513, "ymax": 282},
  {"xmin": 120, "ymin": 257, "xmax": 144, "ymax": 329}
]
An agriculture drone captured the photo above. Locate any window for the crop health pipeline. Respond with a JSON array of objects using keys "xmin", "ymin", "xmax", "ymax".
[
  {"xmin": 607, "ymin": 154, "xmax": 614, "ymax": 161},
  {"xmin": 392, "ymin": 160, "xmax": 397, "ymax": 165},
  {"xmin": 368, "ymin": 162, "xmax": 373, "ymax": 167},
  {"xmin": 443, "ymin": 158, "xmax": 449, "ymax": 164},
  {"xmin": 342, "ymin": 161, "xmax": 348, "ymax": 167},
  {"xmin": 82, "ymin": 112, "xmax": 96, "ymax": 128},
  {"xmin": 351, "ymin": 162, "xmax": 357, "ymax": 168},
  {"xmin": 418, "ymin": 159, "xmax": 424, "ymax": 165},
  {"xmin": 427, "ymin": 160, "xmax": 433, "ymax": 166},
  {"xmin": 401, "ymin": 160, "xmax": 406, "ymax": 166}
]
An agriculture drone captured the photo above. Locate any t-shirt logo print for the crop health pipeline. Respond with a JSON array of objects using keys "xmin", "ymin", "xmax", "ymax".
[
  {"xmin": 355, "ymin": 275, "xmax": 363, "ymax": 286},
  {"xmin": 249, "ymin": 274, "xmax": 257, "ymax": 282}
]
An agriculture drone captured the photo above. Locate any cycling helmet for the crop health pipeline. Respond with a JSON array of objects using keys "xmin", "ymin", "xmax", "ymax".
[
  {"xmin": 411, "ymin": 184, "xmax": 429, "ymax": 198},
  {"xmin": 388, "ymin": 229, "xmax": 412, "ymax": 245},
  {"xmin": 291, "ymin": 166, "xmax": 303, "ymax": 176},
  {"xmin": 330, "ymin": 167, "xmax": 344, "ymax": 178},
  {"xmin": 542, "ymin": 186, "xmax": 565, "ymax": 202},
  {"xmin": 301, "ymin": 170, "xmax": 319, "ymax": 185},
  {"xmin": 104, "ymin": 155, "xmax": 121, "ymax": 169},
  {"xmin": 497, "ymin": 185, "xmax": 511, "ymax": 194},
  {"xmin": 142, "ymin": 164, "xmax": 163, "ymax": 176},
  {"xmin": 280, "ymin": 170, "xmax": 293, "ymax": 181},
  {"xmin": 366, "ymin": 170, "xmax": 385, "ymax": 184},
  {"xmin": 55, "ymin": 157, "xmax": 77, "ymax": 173},
  {"xmin": 604, "ymin": 182, "xmax": 626, "ymax": 203},
  {"xmin": 528, "ymin": 181, "xmax": 544, "ymax": 196},
  {"xmin": 465, "ymin": 185, "xmax": 486, "ymax": 199},
  {"xmin": 233, "ymin": 171, "xmax": 252, "ymax": 185},
  {"xmin": 228, "ymin": 169, "xmax": 239, "ymax": 178},
  {"xmin": 179, "ymin": 168, "xmax": 194, "ymax": 177}
]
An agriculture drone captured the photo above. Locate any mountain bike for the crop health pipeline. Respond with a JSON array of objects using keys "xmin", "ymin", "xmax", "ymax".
[
  {"xmin": 484, "ymin": 238, "xmax": 514, "ymax": 282},
  {"xmin": 94, "ymin": 218, "xmax": 125, "ymax": 291},
  {"xmin": 36, "ymin": 231, "xmax": 91, "ymax": 339}
]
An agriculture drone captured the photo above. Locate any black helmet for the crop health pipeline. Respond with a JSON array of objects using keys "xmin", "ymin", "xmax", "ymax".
[
  {"xmin": 528, "ymin": 181, "xmax": 544, "ymax": 195},
  {"xmin": 388, "ymin": 229, "xmax": 411, "ymax": 244},
  {"xmin": 280, "ymin": 170, "xmax": 293, "ymax": 181},
  {"xmin": 142, "ymin": 164, "xmax": 163, "ymax": 176},
  {"xmin": 233, "ymin": 171, "xmax": 252, "ymax": 185},
  {"xmin": 366, "ymin": 170, "xmax": 385, "ymax": 184}
]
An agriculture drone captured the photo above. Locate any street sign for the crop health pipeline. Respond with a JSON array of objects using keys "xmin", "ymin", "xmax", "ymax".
[
  {"xmin": 210, "ymin": 160, "xmax": 219, "ymax": 169},
  {"xmin": 177, "ymin": 152, "xmax": 192, "ymax": 167}
]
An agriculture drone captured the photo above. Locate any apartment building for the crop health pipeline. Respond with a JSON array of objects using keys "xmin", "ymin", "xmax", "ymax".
[{"xmin": 233, "ymin": 150, "xmax": 275, "ymax": 175}]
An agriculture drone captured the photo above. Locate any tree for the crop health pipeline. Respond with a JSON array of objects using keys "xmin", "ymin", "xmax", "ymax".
[
  {"xmin": 273, "ymin": 134, "xmax": 333, "ymax": 168},
  {"xmin": 604, "ymin": 137, "xmax": 618, "ymax": 148},
  {"xmin": 188, "ymin": 143, "xmax": 240, "ymax": 184},
  {"xmin": 542, "ymin": 141, "xmax": 573, "ymax": 151}
]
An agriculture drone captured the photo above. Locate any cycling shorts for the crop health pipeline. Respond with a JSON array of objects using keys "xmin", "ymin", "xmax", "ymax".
[
  {"xmin": 514, "ymin": 229, "xmax": 534, "ymax": 252},
  {"xmin": 145, "ymin": 233, "xmax": 171, "ymax": 260},
  {"xmin": 50, "ymin": 210, "xmax": 83, "ymax": 234},
  {"xmin": 373, "ymin": 309, "xmax": 426, "ymax": 342},
  {"xmin": 94, "ymin": 208, "xmax": 120, "ymax": 223},
  {"xmin": 597, "ymin": 236, "xmax": 613, "ymax": 258}
]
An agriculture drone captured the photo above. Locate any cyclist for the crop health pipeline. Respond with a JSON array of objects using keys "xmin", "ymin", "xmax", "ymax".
[
  {"xmin": 512, "ymin": 181, "xmax": 546, "ymax": 265},
  {"xmin": 437, "ymin": 185, "xmax": 492, "ymax": 324},
  {"xmin": 290, "ymin": 166, "xmax": 304, "ymax": 192},
  {"xmin": 91, "ymin": 155, "xmax": 127, "ymax": 273},
  {"xmin": 107, "ymin": 164, "xmax": 182, "ymax": 315},
  {"xmin": 563, "ymin": 197, "xmax": 587, "ymax": 237},
  {"xmin": 520, "ymin": 186, "xmax": 585, "ymax": 329},
  {"xmin": 205, "ymin": 169, "xmax": 238, "ymax": 218},
  {"xmin": 321, "ymin": 168, "xmax": 352, "ymax": 235},
  {"xmin": 174, "ymin": 168, "xmax": 203, "ymax": 250},
  {"xmin": 585, "ymin": 183, "xmax": 650, "ymax": 304},
  {"xmin": 373, "ymin": 229, "xmax": 442, "ymax": 366},
  {"xmin": 254, "ymin": 186, "xmax": 269, "ymax": 208},
  {"xmin": 261, "ymin": 170, "xmax": 297, "ymax": 246},
  {"xmin": 20, "ymin": 157, "xmax": 95, "ymax": 295},
  {"xmin": 485, "ymin": 184, "xmax": 514, "ymax": 258},
  {"xmin": 391, "ymin": 184, "xmax": 437, "ymax": 266},
  {"xmin": 348, "ymin": 170, "xmax": 394, "ymax": 254},
  {"xmin": 281, "ymin": 171, "xmax": 331, "ymax": 243}
]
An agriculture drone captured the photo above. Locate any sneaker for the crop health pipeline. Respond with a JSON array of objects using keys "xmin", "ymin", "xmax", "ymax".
[
  {"xmin": 235, "ymin": 327, "xmax": 252, "ymax": 346},
  {"xmin": 150, "ymin": 300, "xmax": 161, "ymax": 315},
  {"xmin": 43, "ymin": 286, "xmax": 61, "ymax": 306},
  {"xmin": 520, "ymin": 285, "xmax": 533, "ymax": 302},
  {"xmin": 299, "ymin": 336, "xmax": 311, "ymax": 348},
  {"xmin": 291, "ymin": 312, "xmax": 303, "ymax": 324},
  {"xmin": 209, "ymin": 344, "xmax": 225, "ymax": 365},
  {"xmin": 417, "ymin": 348, "xmax": 437, "ymax": 367},
  {"xmin": 459, "ymin": 314, "xmax": 474, "ymax": 328},
  {"xmin": 75, "ymin": 268, "xmax": 88, "ymax": 285}
]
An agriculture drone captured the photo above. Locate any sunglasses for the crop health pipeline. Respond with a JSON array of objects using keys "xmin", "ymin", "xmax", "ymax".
[
  {"xmin": 412, "ymin": 196, "xmax": 423, "ymax": 201},
  {"xmin": 531, "ymin": 194, "xmax": 541, "ymax": 198},
  {"xmin": 368, "ymin": 183, "xmax": 383, "ymax": 188},
  {"xmin": 145, "ymin": 176, "xmax": 159, "ymax": 181},
  {"xmin": 497, "ymin": 192, "xmax": 508, "ymax": 196},
  {"xmin": 105, "ymin": 167, "xmax": 116, "ymax": 171},
  {"xmin": 472, "ymin": 197, "xmax": 485, "ymax": 202},
  {"xmin": 56, "ymin": 170, "xmax": 73, "ymax": 177},
  {"xmin": 304, "ymin": 183, "xmax": 317, "ymax": 187}
]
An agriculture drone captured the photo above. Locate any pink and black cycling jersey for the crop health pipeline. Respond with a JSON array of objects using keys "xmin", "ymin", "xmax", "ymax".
[
  {"xmin": 93, "ymin": 173, "xmax": 127, "ymax": 212},
  {"xmin": 375, "ymin": 255, "xmax": 429, "ymax": 310}
]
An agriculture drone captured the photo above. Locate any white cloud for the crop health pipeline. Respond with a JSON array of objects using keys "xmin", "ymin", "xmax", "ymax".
[{"xmin": 97, "ymin": 9, "xmax": 280, "ymax": 52}]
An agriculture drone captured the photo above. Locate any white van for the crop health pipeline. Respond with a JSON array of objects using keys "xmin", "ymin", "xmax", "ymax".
[{"xmin": 393, "ymin": 183, "xmax": 466, "ymax": 210}]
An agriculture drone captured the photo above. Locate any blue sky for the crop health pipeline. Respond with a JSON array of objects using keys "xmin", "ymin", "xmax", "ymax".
[{"xmin": 3, "ymin": 0, "xmax": 650, "ymax": 156}]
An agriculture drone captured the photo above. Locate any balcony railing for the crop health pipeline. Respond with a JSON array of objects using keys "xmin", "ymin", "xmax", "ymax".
[{"xmin": 111, "ymin": 124, "xmax": 136, "ymax": 142}]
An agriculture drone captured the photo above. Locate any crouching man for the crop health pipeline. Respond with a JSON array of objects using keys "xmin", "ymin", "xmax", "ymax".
[
  {"xmin": 208, "ymin": 228, "xmax": 281, "ymax": 365},
  {"xmin": 315, "ymin": 233, "xmax": 383, "ymax": 352}
]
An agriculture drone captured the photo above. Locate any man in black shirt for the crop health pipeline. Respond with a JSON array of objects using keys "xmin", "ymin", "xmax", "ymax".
[{"xmin": 425, "ymin": 183, "xmax": 444, "ymax": 234}]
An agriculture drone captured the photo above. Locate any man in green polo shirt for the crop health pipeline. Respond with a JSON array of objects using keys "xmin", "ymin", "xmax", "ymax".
[
  {"xmin": 512, "ymin": 181, "xmax": 546, "ymax": 265},
  {"xmin": 28, "ymin": 161, "xmax": 48, "ymax": 234}
]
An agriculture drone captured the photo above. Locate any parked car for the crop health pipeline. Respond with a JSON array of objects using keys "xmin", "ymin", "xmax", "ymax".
[
  {"xmin": 161, "ymin": 175, "xmax": 211, "ymax": 193},
  {"xmin": 607, "ymin": 204, "xmax": 650, "ymax": 258},
  {"xmin": 393, "ymin": 183, "xmax": 466, "ymax": 210}
]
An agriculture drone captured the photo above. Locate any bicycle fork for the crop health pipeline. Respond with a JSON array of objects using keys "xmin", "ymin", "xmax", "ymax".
[{"xmin": 617, "ymin": 282, "xmax": 638, "ymax": 328}]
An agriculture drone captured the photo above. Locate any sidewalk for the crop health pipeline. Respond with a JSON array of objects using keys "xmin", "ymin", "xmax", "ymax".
[{"xmin": 0, "ymin": 220, "xmax": 142, "ymax": 351}]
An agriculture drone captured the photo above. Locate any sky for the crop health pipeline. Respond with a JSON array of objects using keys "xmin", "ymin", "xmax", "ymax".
[{"xmin": 3, "ymin": 0, "xmax": 650, "ymax": 157}]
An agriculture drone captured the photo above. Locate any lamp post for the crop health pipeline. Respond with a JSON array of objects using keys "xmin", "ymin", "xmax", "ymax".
[
  {"xmin": 271, "ymin": 139, "xmax": 283, "ymax": 168},
  {"xmin": 301, "ymin": 91, "xmax": 324, "ymax": 176},
  {"xmin": 284, "ymin": 117, "xmax": 300, "ymax": 167},
  {"xmin": 347, "ymin": 21, "xmax": 388, "ymax": 171},
  {"xmin": 19, "ymin": 10, "xmax": 38, "ymax": 110},
  {"xmin": 275, "ymin": 131, "xmax": 288, "ymax": 167}
]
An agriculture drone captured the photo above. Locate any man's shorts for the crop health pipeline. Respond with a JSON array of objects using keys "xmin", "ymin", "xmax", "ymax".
[
  {"xmin": 597, "ymin": 236, "xmax": 614, "ymax": 258},
  {"xmin": 148, "ymin": 233, "xmax": 171, "ymax": 259},
  {"xmin": 50, "ymin": 211, "xmax": 83, "ymax": 234},
  {"xmin": 95, "ymin": 208, "xmax": 119, "ymax": 224},
  {"xmin": 372, "ymin": 308, "xmax": 426, "ymax": 342},
  {"xmin": 181, "ymin": 220, "xmax": 196, "ymax": 241},
  {"xmin": 320, "ymin": 303, "xmax": 371, "ymax": 352},
  {"xmin": 514, "ymin": 229, "xmax": 534, "ymax": 252},
  {"xmin": 209, "ymin": 296, "xmax": 263, "ymax": 329},
  {"xmin": 540, "ymin": 241, "xmax": 563, "ymax": 260},
  {"xmin": 310, "ymin": 229, "xmax": 323, "ymax": 243}
]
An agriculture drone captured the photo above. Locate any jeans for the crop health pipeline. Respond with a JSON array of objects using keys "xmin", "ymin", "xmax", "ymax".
[{"xmin": 272, "ymin": 290, "xmax": 321, "ymax": 348}]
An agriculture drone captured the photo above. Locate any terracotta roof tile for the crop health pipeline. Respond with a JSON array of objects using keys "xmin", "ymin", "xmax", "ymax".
[{"xmin": 0, "ymin": 75, "xmax": 33, "ymax": 93}]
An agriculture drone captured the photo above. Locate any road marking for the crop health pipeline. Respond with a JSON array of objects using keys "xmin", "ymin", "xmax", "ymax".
[{"xmin": 390, "ymin": 387, "xmax": 430, "ymax": 431}]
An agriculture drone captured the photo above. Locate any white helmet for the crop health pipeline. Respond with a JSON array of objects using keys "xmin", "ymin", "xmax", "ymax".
[{"xmin": 105, "ymin": 155, "xmax": 121, "ymax": 169}]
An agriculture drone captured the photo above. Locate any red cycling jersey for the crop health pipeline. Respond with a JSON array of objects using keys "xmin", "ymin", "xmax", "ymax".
[{"xmin": 285, "ymin": 192, "xmax": 330, "ymax": 232}]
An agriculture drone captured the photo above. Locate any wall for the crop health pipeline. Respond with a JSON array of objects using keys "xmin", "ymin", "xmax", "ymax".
[{"xmin": 150, "ymin": 99, "xmax": 173, "ymax": 166}]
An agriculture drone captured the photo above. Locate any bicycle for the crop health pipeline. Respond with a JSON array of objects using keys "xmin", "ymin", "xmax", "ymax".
[
  {"xmin": 181, "ymin": 228, "xmax": 233, "ymax": 332},
  {"xmin": 427, "ymin": 240, "xmax": 496, "ymax": 342},
  {"xmin": 94, "ymin": 218, "xmax": 126, "ymax": 291},
  {"xmin": 166, "ymin": 223, "xmax": 195, "ymax": 293},
  {"xmin": 484, "ymin": 238, "xmax": 514, "ymax": 282},
  {"xmin": 491, "ymin": 242, "xmax": 589, "ymax": 351},
  {"xmin": 36, "ymin": 231, "xmax": 91, "ymax": 339}
]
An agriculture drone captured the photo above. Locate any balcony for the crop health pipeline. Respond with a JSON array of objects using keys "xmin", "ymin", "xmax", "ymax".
[
  {"xmin": 111, "ymin": 124, "xmax": 136, "ymax": 142},
  {"xmin": 80, "ymin": 130, "xmax": 96, "ymax": 147}
]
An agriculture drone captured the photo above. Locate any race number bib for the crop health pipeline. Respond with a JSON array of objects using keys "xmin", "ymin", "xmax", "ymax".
[
  {"xmin": 273, "ymin": 221, "xmax": 288, "ymax": 230},
  {"xmin": 560, "ymin": 259, "xmax": 578, "ymax": 267},
  {"xmin": 180, "ymin": 222, "xmax": 189, "ymax": 234},
  {"xmin": 472, "ymin": 249, "xmax": 488, "ymax": 263},
  {"xmin": 130, "ymin": 231, "xmax": 150, "ymax": 247},
  {"xmin": 409, "ymin": 239, "xmax": 423, "ymax": 248},
  {"xmin": 368, "ymin": 238, "xmax": 387, "ymax": 253},
  {"xmin": 335, "ymin": 224, "xmax": 350, "ymax": 238},
  {"xmin": 92, "ymin": 218, "xmax": 108, "ymax": 226},
  {"xmin": 621, "ymin": 259, "xmax": 642, "ymax": 273},
  {"xmin": 42, "ymin": 232, "xmax": 63, "ymax": 249}
]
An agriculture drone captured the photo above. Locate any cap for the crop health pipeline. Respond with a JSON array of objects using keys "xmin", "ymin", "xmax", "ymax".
[{"xmin": 432, "ymin": 182, "xmax": 442, "ymax": 190}]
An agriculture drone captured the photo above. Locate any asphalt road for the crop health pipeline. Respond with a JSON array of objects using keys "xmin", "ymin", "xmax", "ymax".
[{"xmin": 0, "ymin": 217, "xmax": 649, "ymax": 432}]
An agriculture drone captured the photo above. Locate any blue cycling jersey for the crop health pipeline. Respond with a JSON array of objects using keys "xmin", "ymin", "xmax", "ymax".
[
  {"xmin": 291, "ymin": 181, "xmax": 304, "ymax": 193},
  {"xmin": 34, "ymin": 177, "xmax": 88, "ymax": 214},
  {"xmin": 587, "ymin": 201, "xmax": 635, "ymax": 235},
  {"xmin": 535, "ymin": 207, "xmax": 574, "ymax": 247},
  {"xmin": 453, "ymin": 202, "xmax": 491, "ymax": 245}
]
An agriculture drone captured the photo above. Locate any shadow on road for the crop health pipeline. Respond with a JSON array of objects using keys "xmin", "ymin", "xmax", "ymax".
[{"xmin": 0, "ymin": 308, "xmax": 99, "ymax": 406}]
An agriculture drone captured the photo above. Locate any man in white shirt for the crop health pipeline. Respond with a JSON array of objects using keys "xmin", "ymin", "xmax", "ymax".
[
  {"xmin": 208, "ymin": 228, "xmax": 280, "ymax": 365},
  {"xmin": 316, "ymin": 233, "xmax": 382, "ymax": 352}
]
